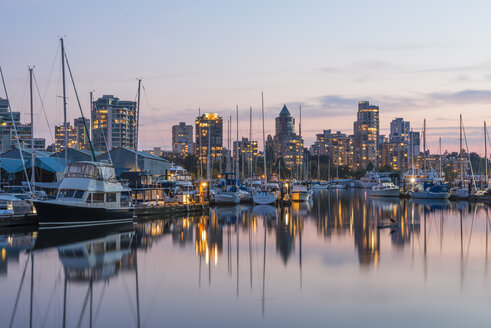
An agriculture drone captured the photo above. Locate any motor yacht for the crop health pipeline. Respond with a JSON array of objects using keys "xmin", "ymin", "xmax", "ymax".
[
  {"xmin": 32, "ymin": 161, "xmax": 134, "ymax": 227},
  {"xmin": 369, "ymin": 181, "xmax": 400, "ymax": 197},
  {"xmin": 291, "ymin": 182, "xmax": 311, "ymax": 202}
]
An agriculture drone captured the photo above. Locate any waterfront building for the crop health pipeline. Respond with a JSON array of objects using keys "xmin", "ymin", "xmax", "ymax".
[
  {"xmin": 92, "ymin": 95, "xmax": 137, "ymax": 152},
  {"xmin": 144, "ymin": 147, "xmax": 163, "ymax": 157},
  {"xmin": 195, "ymin": 113, "xmax": 223, "ymax": 165},
  {"xmin": 0, "ymin": 97, "xmax": 46, "ymax": 151},
  {"xmin": 54, "ymin": 123, "xmax": 77, "ymax": 151},
  {"xmin": 33, "ymin": 138, "xmax": 46, "ymax": 150},
  {"xmin": 273, "ymin": 105, "xmax": 303, "ymax": 167},
  {"xmin": 172, "ymin": 122, "xmax": 194, "ymax": 157},
  {"xmin": 233, "ymin": 137, "xmax": 258, "ymax": 160},
  {"xmin": 409, "ymin": 131, "xmax": 421, "ymax": 159},
  {"xmin": 353, "ymin": 101, "xmax": 379, "ymax": 169},
  {"xmin": 311, "ymin": 130, "xmax": 354, "ymax": 168},
  {"xmin": 389, "ymin": 118, "xmax": 410, "ymax": 143},
  {"xmin": 381, "ymin": 141, "xmax": 408, "ymax": 171},
  {"xmin": 74, "ymin": 117, "xmax": 90, "ymax": 150}
]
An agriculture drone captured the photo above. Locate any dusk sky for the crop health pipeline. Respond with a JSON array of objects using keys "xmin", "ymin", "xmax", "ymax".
[{"xmin": 2, "ymin": 0, "xmax": 491, "ymax": 154}]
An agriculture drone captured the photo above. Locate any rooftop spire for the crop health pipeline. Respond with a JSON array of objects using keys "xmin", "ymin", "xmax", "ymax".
[{"xmin": 279, "ymin": 104, "xmax": 290, "ymax": 116}]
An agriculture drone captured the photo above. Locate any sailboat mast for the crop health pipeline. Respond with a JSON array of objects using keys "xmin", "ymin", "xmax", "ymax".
[
  {"xmin": 207, "ymin": 122, "xmax": 211, "ymax": 180},
  {"xmin": 249, "ymin": 106, "xmax": 252, "ymax": 181},
  {"xmin": 410, "ymin": 128, "xmax": 414, "ymax": 175},
  {"xmin": 485, "ymin": 121, "xmax": 488, "ymax": 182},
  {"xmin": 135, "ymin": 79, "xmax": 141, "ymax": 171},
  {"xmin": 228, "ymin": 115, "xmax": 235, "ymax": 172},
  {"xmin": 439, "ymin": 137, "xmax": 442, "ymax": 177},
  {"xmin": 236, "ymin": 105, "xmax": 239, "ymax": 185},
  {"xmin": 60, "ymin": 38, "xmax": 68, "ymax": 165},
  {"xmin": 199, "ymin": 108, "xmax": 202, "ymax": 178},
  {"xmin": 460, "ymin": 114, "xmax": 463, "ymax": 187},
  {"xmin": 423, "ymin": 119, "xmax": 426, "ymax": 175},
  {"xmin": 299, "ymin": 105, "xmax": 302, "ymax": 181},
  {"xmin": 29, "ymin": 67, "xmax": 35, "ymax": 189},
  {"xmin": 262, "ymin": 92, "xmax": 267, "ymax": 184}
]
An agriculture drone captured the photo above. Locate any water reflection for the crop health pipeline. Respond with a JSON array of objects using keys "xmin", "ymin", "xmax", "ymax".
[{"xmin": 2, "ymin": 191, "xmax": 491, "ymax": 327}]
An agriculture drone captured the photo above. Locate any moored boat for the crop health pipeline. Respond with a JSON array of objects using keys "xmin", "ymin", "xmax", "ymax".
[
  {"xmin": 32, "ymin": 161, "xmax": 134, "ymax": 227},
  {"xmin": 291, "ymin": 182, "xmax": 311, "ymax": 202},
  {"xmin": 369, "ymin": 181, "xmax": 400, "ymax": 197},
  {"xmin": 213, "ymin": 185, "xmax": 241, "ymax": 205},
  {"xmin": 409, "ymin": 182, "xmax": 450, "ymax": 199},
  {"xmin": 253, "ymin": 191, "xmax": 277, "ymax": 205}
]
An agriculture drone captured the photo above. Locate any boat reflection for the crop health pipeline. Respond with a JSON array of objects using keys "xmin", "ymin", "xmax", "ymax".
[{"xmin": 58, "ymin": 231, "xmax": 135, "ymax": 282}]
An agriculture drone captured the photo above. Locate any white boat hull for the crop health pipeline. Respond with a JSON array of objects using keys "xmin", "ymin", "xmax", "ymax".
[
  {"xmin": 214, "ymin": 192, "xmax": 241, "ymax": 205},
  {"xmin": 409, "ymin": 191, "xmax": 450, "ymax": 199},
  {"xmin": 370, "ymin": 189, "xmax": 400, "ymax": 197},
  {"xmin": 252, "ymin": 192, "xmax": 277, "ymax": 205},
  {"xmin": 312, "ymin": 184, "xmax": 328, "ymax": 190},
  {"xmin": 291, "ymin": 191, "xmax": 310, "ymax": 202}
]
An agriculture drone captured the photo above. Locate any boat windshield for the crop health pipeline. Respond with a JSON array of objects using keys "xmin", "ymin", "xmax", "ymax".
[{"xmin": 65, "ymin": 163, "xmax": 117, "ymax": 181}]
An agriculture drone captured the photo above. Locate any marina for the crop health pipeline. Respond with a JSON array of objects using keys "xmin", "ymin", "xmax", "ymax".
[{"xmin": 4, "ymin": 1, "xmax": 491, "ymax": 326}]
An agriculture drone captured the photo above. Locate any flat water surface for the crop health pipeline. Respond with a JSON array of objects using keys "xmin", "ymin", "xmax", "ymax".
[{"xmin": 1, "ymin": 190, "xmax": 491, "ymax": 327}]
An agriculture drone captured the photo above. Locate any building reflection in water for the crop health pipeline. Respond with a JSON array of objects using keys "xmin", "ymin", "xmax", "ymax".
[{"xmin": 311, "ymin": 190, "xmax": 424, "ymax": 267}]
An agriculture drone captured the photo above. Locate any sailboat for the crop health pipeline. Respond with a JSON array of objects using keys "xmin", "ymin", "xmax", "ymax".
[
  {"xmin": 253, "ymin": 93, "xmax": 277, "ymax": 205},
  {"xmin": 312, "ymin": 154, "xmax": 328, "ymax": 190},
  {"xmin": 32, "ymin": 38, "xmax": 134, "ymax": 226},
  {"xmin": 0, "ymin": 66, "xmax": 38, "ymax": 225},
  {"xmin": 214, "ymin": 106, "xmax": 241, "ymax": 205},
  {"xmin": 450, "ymin": 115, "xmax": 470, "ymax": 199},
  {"xmin": 409, "ymin": 119, "xmax": 450, "ymax": 199}
]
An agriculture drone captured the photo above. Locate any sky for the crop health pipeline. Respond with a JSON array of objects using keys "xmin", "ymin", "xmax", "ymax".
[{"xmin": 2, "ymin": 0, "xmax": 491, "ymax": 154}]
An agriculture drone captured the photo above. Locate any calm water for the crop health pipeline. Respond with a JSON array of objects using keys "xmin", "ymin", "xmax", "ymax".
[{"xmin": 2, "ymin": 190, "xmax": 491, "ymax": 328}]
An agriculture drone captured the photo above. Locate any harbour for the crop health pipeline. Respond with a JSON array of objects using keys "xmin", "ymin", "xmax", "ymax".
[{"xmin": 4, "ymin": 1, "xmax": 491, "ymax": 326}]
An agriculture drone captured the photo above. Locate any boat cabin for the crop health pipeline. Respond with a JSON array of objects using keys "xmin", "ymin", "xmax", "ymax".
[{"xmin": 56, "ymin": 162, "xmax": 132, "ymax": 208}]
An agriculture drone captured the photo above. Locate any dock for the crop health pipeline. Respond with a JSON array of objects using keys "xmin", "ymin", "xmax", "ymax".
[{"xmin": 134, "ymin": 202, "xmax": 209, "ymax": 217}]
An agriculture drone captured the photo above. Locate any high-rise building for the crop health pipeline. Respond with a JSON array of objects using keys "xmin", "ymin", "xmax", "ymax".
[
  {"xmin": 273, "ymin": 105, "xmax": 303, "ymax": 167},
  {"xmin": 91, "ymin": 95, "xmax": 137, "ymax": 152},
  {"xmin": 353, "ymin": 101, "xmax": 379, "ymax": 169},
  {"xmin": 311, "ymin": 130, "xmax": 354, "ymax": 168},
  {"xmin": 409, "ymin": 131, "xmax": 421, "ymax": 159},
  {"xmin": 172, "ymin": 122, "xmax": 194, "ymax": 157},
  {"xmin": 54, "ymin": 123, "xmax": 77, "ymax": 151},
  {"xmin": 233, "ymin": 137, "xmax": 258, "ymax": 160},
  {"xmin": 381, "ymin": 141, "xmax": 408, "ymax": 171},
  {"xmin": 195, "ymin": 113, "xmax": 223, "ymax": 165},
  {"xmin": 380, "ymin": 118, "xmax": 412, "ymax": 171},
  {"xmin": 389, "ymin": 118, "xmax": 410, "ymax": 143},
  {"xmin": 33, "ymin": 138, "xmax": 46, "ymax": 150},
  {"xmin": 0, "ymin": 97, "xmax": 45, "ymax": 151},
  {"xmin": 74, "ymin": 117, "xmax": 90, "ymax": 150}
]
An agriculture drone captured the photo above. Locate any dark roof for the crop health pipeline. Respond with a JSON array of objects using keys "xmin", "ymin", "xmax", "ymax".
[
  {"xmin": 50, "ymin": 148, "xmax": 102, "ymax": 160},
  {"xmin": 97, "ymin": 147, "xmax": 169, "ymax": 162},
  {"xmin": 279, "ymin": 105, "xmax": 290, "ymax": 116},
  {"xmin": 1, "ymin": 148, "xmax": 53, "ymax": 159}
]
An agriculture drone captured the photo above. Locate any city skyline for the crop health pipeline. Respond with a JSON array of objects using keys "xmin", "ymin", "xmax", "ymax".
[{"xmin": 2, "ymin": 1, "xmax": 491, "ymax": 154}]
